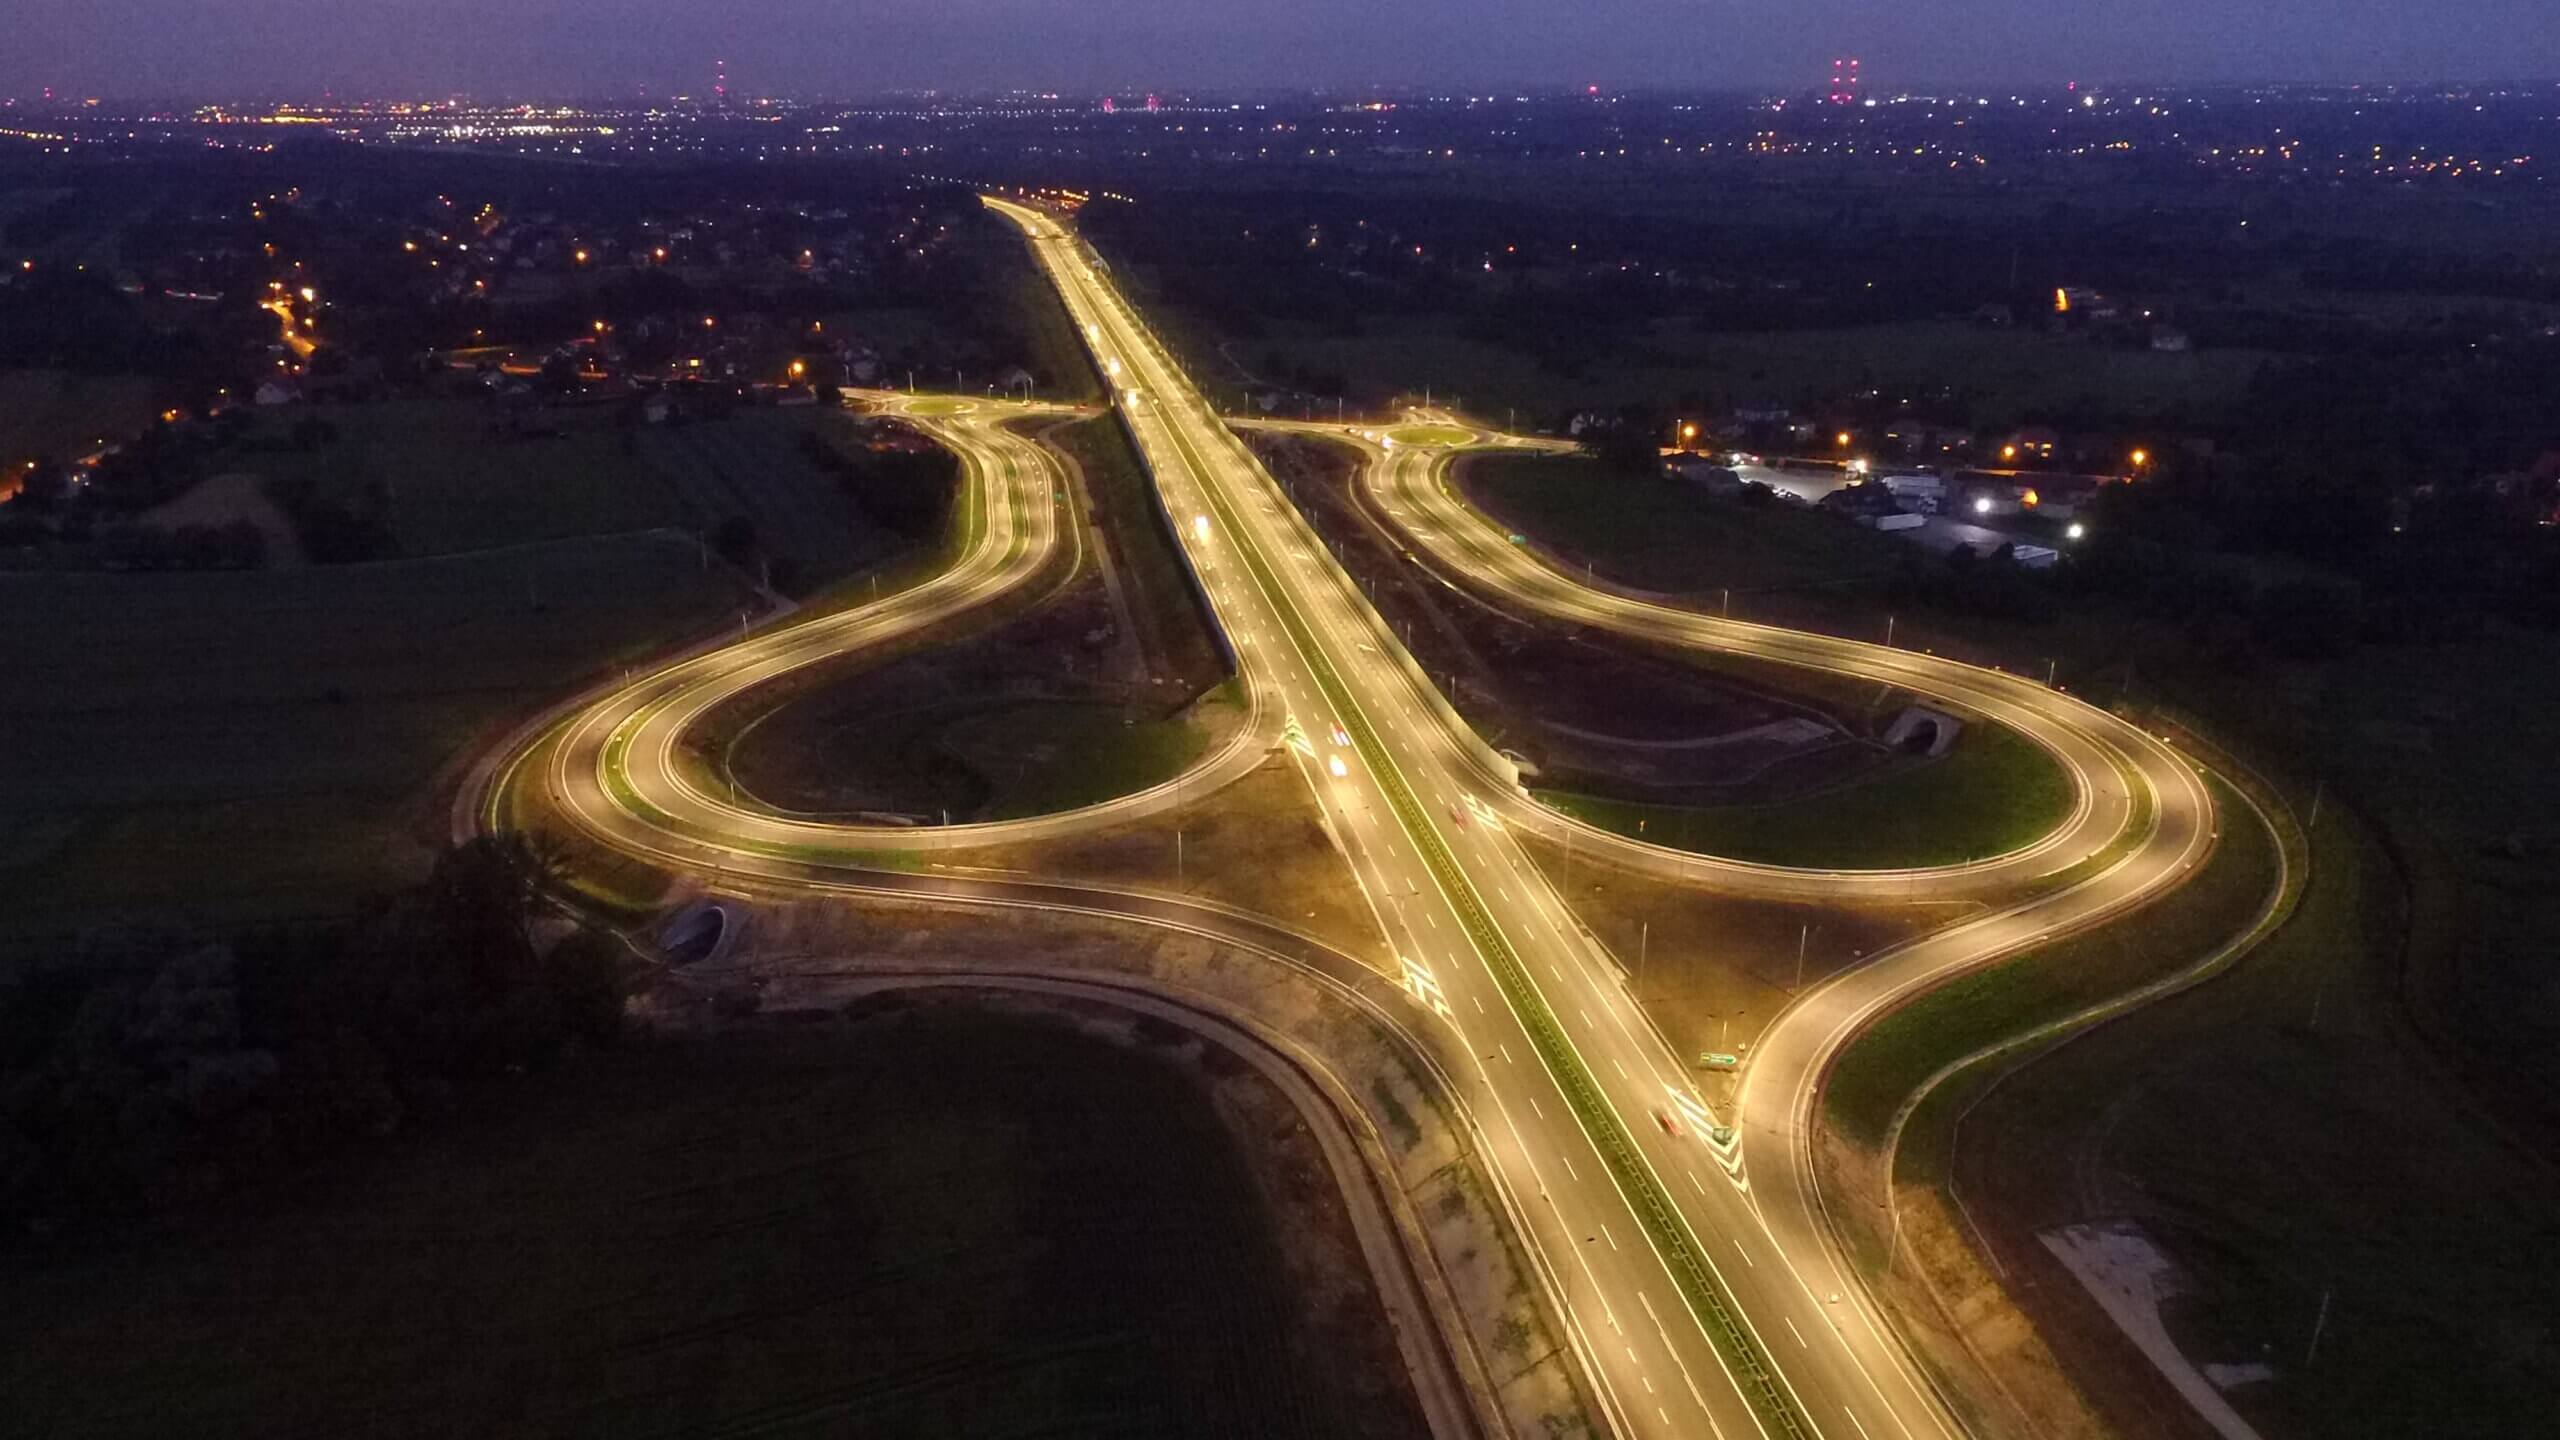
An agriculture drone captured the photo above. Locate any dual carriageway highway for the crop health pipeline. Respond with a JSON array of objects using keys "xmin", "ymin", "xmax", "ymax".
[{"xmin": 477, "ymin": 194, "xmax": 2223, "ymax": 1440}]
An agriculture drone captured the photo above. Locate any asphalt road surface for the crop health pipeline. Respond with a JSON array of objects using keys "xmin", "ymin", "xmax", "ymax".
[
  {"xmin": 975, "ymin": 195, "xmax": 2222, "ymax": 1440},
  {"xmin": 481, "ymin": 197, "xmax": 2219, "ymax": 1440}
]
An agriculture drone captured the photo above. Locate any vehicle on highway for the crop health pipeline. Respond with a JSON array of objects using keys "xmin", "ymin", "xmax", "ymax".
[
  {"xmin": 1327, "ymin": 754, "xmax": 1349, "ymax": 779},
  {"xmin": 1654, "ymin": 1107, "xmax": 1685, "ymax": 1138},
  {"xmin": 1329, "ymin": 722, "xmax": 1350, "ymax": 746}
]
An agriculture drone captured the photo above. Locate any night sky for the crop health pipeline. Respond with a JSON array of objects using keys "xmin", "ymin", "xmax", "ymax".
[{"xmin": 7, "ymin": 0, "xmax": 2553, "ymax": 100}]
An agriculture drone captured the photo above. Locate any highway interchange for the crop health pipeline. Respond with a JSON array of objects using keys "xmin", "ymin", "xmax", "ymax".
[{"xmin": 480, "ymin": 194, "xmax": 2223, "ymax": 1440}]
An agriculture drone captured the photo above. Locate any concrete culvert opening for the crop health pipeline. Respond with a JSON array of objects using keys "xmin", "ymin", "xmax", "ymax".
[{"xmin": 659, "ymin": 903, "xmax": 730, "ymax": 967}]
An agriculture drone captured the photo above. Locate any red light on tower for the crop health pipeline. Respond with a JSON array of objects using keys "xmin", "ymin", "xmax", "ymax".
[
  {"xmin": 1100, "ymin": 96, "xmax": 1116, "ymax": 113},
  {"xmin": 1830, "ymin": 57, "xmax": 1863, "ymax": 105},
  {"xmin": 714, "ymin": 59, "xmax": 729, "ymax": 110},
  {"xmin": 1144, "ymin": 93, "xmax": 1160, "ymax": 112}
]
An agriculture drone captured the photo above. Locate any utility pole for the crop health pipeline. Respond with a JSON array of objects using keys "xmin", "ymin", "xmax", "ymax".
[
  {"xmin": 1795, "ymin": 923, "xmax": 1809, "ymax": 989},
  {"xmin": 2305, "ymin": 1289, "xmax": 2333, "ymax": 1367},
  {"xmin": 2307, "ymin": 778, "xmax": 2324, "ymax": 831},
  {"xmin": 1637, "ymin": 920, "xmax": 1649, "ymax": 986},
  {"xmin": 1885, "ymin": 614, "xmax": 1896, "ymax": 648},
  {"xmin": 2047, "ymin": 657, "xmax": 2059, "ymax": 687}
]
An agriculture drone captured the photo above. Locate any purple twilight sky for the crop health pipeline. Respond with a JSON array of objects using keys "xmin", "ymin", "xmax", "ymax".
[{"xmin": 6, "ymin": 0, "xmax": 2552, "ymax": 100}]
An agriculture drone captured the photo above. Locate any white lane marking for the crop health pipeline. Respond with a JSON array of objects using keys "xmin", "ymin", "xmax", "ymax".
[
  {"xmin": 1687, "ymin": 1170, "xmax": 1706, "ymax": 1196},
  {"xmin": 1613, "ymin": 1057, "xmax": 1630, "ymax": 1081},
  {"xmin": 1785, "ymin": 1316, "xmax": 1807, "ymax": 1348},
  {"xmin": 1529, "ymin": 1094, "xmax": 1544, "ymax": 1118},
  {"xmin": 1561, "ymin": 1153, "xmax": 1580, "ymax": 1182},
  {"xmin": 1601, "ymin": 1223, "xmax": 1620, "ymax": 1251},
  {"xmin": 1736, "ymin": 1238, "xmax": 1756, "ymax": 1267},
  {"xmin": 1498, "ymin": 1043, "xmax": 1513, "ymax": 1065},
  {"xmin": 1471, "ymin": 992, "xmax": 1485, "ymax": 1015},
  {"xmin": 1846, "ymin": 1407, "xmax": 1874, "ymax": 1440}
]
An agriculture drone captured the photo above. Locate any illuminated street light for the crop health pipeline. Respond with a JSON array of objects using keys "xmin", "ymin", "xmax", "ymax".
[
  {"xmin": 788, "ymin": 359, "xmax": 807, "ymax": 380},
  {"xmin": 2001, "ymin": 443, "xmax": 2019, "ymax": 462},
  {"xmin": 1974, "ymin": 496, "xmax": 1994, "ymax": 515},
  {"xmin": 1835, "ymin": 431, "xmax": 1852, "ymax": 447},
  {"xmin": 298, "ymin": 286, "xmax": 316, "ymax": 303},
  {"xmin": 2067, "ymin": 522, "xmax": 2088, "ymax": 540},
  {"xmin": 1679, "ymin": 422, "xmax": 1698, "ymax": 442},
  {"xmin": 2130, "ymin": 448, "xmax": 2151, "ymax": 468}
]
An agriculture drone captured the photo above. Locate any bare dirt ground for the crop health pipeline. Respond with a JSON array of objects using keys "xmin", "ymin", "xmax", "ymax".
[
  {"xmin": 921, "ymin": 752, "xmax": 1392, "ymax": 969},
  {"xmin": 1513, "ymin": 829, "xmax": 1944, "ymax": 1105},
  {"xmin": 141, "ymin": 472, "xmax": 307, "ymax": 566},
  {"xmin": 1247, "ymin": 432, "xmax": 1913, "ymax": 807},
  {"xmin": 715, "ymin": 572, "xmax": 1236, "ymax": 820}
]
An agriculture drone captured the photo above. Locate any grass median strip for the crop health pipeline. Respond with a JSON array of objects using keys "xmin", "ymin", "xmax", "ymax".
[{"xmin": 1826, "ymin": 771, "xmax": 2271, "ymax": 1149}]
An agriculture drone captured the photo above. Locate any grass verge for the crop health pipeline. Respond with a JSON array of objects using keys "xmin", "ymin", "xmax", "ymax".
[
  {"xmin": 1825, "ymin": 771, "xmax": 2273, "ymax": 1148},
  {"xmin": 1539, "ymin": 722, "xmax": 2075, "ymax": 871},
  {"xmin": 0, "ymin": 1004, "xmax": 1419, "ymax": 1440}
]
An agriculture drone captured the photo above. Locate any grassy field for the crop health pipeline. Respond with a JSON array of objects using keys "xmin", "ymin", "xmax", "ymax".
[
  {"xmin": 0, "ymin": 368, "xmax": 166, "ymax": 469},
  {"xmin": 1003, "ymin": 263, "xmax": 1106, "ymax": 405},
  {"xmin": 1051, "ymin": 412, "xmax": 1233, "ymax": 692},
  {"xmin": 250, "ymin": 398, "xmax": 689, "ymax": 555},
  {"xmin": 752, "ymin": 691, "xmax": 1222, "ymax": 823},
  {"xmin": 1541, "ymin": 722, "xmax": 2075, "ymax": 871},
  {"xmin": 636, "ymin": 410, "xmax": 891, "ymax": 592},
  {"xmin": 0, "ymin": 1003, "xmax": 1421, "ymax": 1440},
  {"xmin": 1189, "ymin": 315, "xmax": 2269, "ymax": 430},
  {"xmin": 948, "ymin": 699, "xmax": 1216, "ymax": 819},
  {"xmin": 0, "ymin": 534, "xmax": 754, "ymax": 938},
  {"xmin": 244, "ymin": 399, "xmax": 887, "ymax": 591},
  {"xmin": 1459, "ymin": 451, "xmax": 1910, "ymax": 597},
  {"xmin": 1826, "ymin": 772, "xmax": 2274, "ymax": 1146},
  {"xmin": 1937, "ymin": 791, "xmax": 2560, "ymax": 1438}
]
